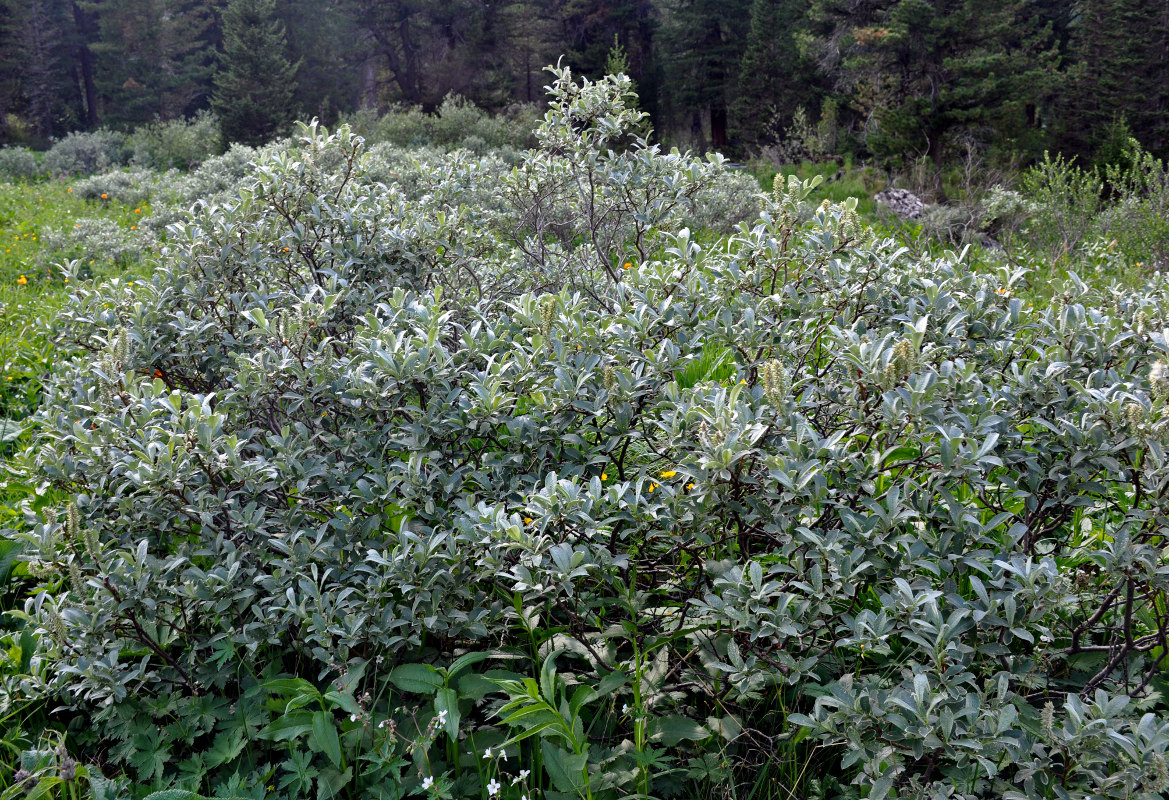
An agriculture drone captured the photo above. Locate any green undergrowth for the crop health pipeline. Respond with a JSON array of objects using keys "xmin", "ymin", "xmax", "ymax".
[{"xmin": 0, "ymin": 182, "xmax": 153, "ymax": 430}]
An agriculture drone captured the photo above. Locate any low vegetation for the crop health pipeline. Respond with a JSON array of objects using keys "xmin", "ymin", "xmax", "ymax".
[{"xmin": 3, "ymin": 69, "xmax": 1169, "ymax": 800}]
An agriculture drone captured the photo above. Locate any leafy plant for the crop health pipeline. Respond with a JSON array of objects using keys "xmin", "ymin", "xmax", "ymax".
[{"xmin": 6, "ymin": 65, "xmax": 1169, "ymax": 800}]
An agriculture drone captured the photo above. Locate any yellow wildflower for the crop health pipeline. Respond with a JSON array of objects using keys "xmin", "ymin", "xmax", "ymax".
[
  {"xmin": 601, "ymin": 472, "xmax": 608, "ymax": 481},
  {"xmin": 16, "ymin": 275, "xmax": 27, "ymax": 285},
  {"xmin": 660, "ymin": 470, "xmax": 677, "ymax": 478}
]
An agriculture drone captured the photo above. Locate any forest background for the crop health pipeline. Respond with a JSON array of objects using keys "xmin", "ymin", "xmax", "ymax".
[{"xmin": 2, "ymin": 0, "xmax": 1168, "ymax": 172}]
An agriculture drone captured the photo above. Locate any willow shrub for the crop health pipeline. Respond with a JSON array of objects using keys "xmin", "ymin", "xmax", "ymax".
[{"xmin": 10, "ymin": 66, "xmax": 1169, "ymax": 800}]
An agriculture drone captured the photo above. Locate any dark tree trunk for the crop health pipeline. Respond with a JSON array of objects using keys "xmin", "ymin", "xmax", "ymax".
[
  {"xmin": 711, "ymin": 103, "xmax": 728, "ymax": 149},
  {"xmin": 72, "ymin": 2, "xmax": 99, "ymax": 126}
]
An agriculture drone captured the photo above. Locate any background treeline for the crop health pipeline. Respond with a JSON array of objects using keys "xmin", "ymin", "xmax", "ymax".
[{"xmin": 1, "ymin": 0, "xmax": 1167, "ymax": 167}]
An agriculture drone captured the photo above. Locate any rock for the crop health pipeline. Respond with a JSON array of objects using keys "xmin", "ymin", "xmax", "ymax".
[{"xmin": 874, "ymin": 187, "xmax": 927, "ymax": 219}]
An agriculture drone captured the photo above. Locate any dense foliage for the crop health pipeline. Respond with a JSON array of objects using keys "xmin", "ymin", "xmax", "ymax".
[
  {"xmin": 4, "ymin": 67, "xmax": 1169, "ymax": 800},
  {"xmin": 1, "ymin": 0, "xmax": 1167, "ymax": 165}
]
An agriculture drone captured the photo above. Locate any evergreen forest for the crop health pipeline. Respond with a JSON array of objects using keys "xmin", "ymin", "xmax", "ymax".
[{"xmin": 1, "ymin": 0, "xmax": 1168, "ymax": 167}]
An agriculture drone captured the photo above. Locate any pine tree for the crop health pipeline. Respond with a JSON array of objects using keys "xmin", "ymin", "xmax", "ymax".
[
  {"xmin": 732, "ymin": 0, "xmax": 818, "ymax": 151},
  {"xmin": 20, "ymin": 0, "xmax": 75, "ymax": 139},
  {"xmin": 275, "ymin": 0, "xmax": 362, "ymax": 123},
  {"xmin": 655, "ymin": 0, "xmax": 752, "ymax": 149},
  {"xmin": 806, "ymin": 0, "xmax": 1062, "ymax": 172},
  {"xmin": 211, "ymin": 0, "xmax": 297, "ymax": 145},
  {"xmin": 0, "ymin": 0, "xmax": 21, "ymax": 140},
  {"xmin": 1062, "ymin": 0, "xmax": 1169, "ymax": 158},
  {"xmin": 85, "ymin": 0, "xmax": 217, "ymax": 127}
]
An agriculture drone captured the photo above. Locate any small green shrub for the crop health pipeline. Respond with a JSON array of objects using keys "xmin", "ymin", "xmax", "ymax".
[
  {"xmin": 1102, "ymin": 141, "xmax": 1169, "ymax": 271},
  {"xmin": 40, "ymin": 217, "xmax": 157, "ymax": 268},
  {"xmin": 72, "ymin": 170, "xmax": 157, "ymax": 206},
  {"xmin": 345, "ymin": 94, "xmax": 537, "ymax": 154},
  {"xmin": 128, "ymin": 111, "xmax": 223, "ymax": 171}
]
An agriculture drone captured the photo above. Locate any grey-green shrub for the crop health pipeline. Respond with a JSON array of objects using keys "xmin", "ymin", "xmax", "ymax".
[
  {"xmin": 10, "ymin": 67, "xmax": 1169, "ymax": 800},
  {"xmin": 42, "ymin": 130, "xmax": 128, "ymax": 177},
  {"xmin": 40, "ymin": 217, "xmax": 157, "ymax": 267},
  {"xmin": 0, "ymin": 146, "xmax": 40, "ymax": 181},
  {"xmin": 1007, "ymin": 141, "xmax": 1169, "ymax": 272},
  {"xmin": 71, "ymin": 169, "xmax": 157, "ymax": 206}
]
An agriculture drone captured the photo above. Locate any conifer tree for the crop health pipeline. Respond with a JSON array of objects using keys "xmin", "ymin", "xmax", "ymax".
[
  {"xmin": 656, "ymin": 0, "xmax": 751, "ymax": 149},
  {"xmin": 85, "ymin": 0, "xmax": 216, "ymax": 127},
  {"xmin": 1063, "ymin": 0, "xmax": 1169, "ymax": 158},
  {"xmin": 212, "ymin": 0, "xmax": 298, "ymax": 146},
  {"xmin": 20, "ymin": 0, "xmax": 76, "ymax": 139},
  {"xmin": 805, "ymin": 0, "xmax": 1061, "ymax": 172},
  {"xmin": 732, "ymin": 0, "xmax": 818, "ymax": 150}
]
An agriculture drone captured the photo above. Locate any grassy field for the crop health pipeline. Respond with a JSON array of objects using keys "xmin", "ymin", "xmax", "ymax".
[{"xmin": 0, "ymin": 183, "xmax": 154, "ymax": 423}]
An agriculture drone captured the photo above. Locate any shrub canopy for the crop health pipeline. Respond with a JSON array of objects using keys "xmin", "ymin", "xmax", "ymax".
[{"xmin": 14, "ymin": 67, "xmax": 1169, "ymax": 799}]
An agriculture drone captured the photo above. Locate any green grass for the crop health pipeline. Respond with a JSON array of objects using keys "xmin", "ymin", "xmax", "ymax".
[{"xmin": 0, "ymin": 180, "xmax": 150, "ymax": 430}]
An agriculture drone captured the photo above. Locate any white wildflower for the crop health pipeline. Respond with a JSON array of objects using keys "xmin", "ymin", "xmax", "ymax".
[{"xmin": 487, "ymin": 779, "xmax": 501, "ymax": 796}]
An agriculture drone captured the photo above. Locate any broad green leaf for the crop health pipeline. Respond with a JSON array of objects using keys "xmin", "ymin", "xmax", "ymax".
[
  {"xmin": 323, "ymin": 689, "xmax": 361, "ymax": 716},
  {"xmin": 446, "ymin": 650, "xmax": 494, "ymax": 681},
  {"xmin": 541, "ymin": 740, "xmax": 587, "ymax": 794},
  {"xmin": 311, "ymin": 710, "xmax": 343, "ymax": 768},
  {"xmin": 388, "ymin": 663, "xmax": 443, "ymax": 695},
  {"xmin": 648, "ymin": 715, "xmax": 710, "ymax": 746},
  {"xmin": 259, "ymin": 710, "xmax": 315, "ymax": 742},
  {"xmin": 434, "ymin": 687, "xmax": 461, "ymax": 739}
]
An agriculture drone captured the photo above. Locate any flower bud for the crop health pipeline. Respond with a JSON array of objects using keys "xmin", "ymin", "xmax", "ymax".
[
  {"xmin": 68, "ymin": 558, "xmax": 85, "ymax": 597},
  {"xmin": 65, "ymin": 502, "xmax": 79, "ymax": 542},
  {"xmin": 760, "ymin": 359, "xmax": 788, "ymax": 408},
  {"xmin": 1152, "ymin": 360, "xmax": 1169, "ymax": 402},
  {"xmin": 538, "ymin": 295, "xmax": 557, "ymax": 338},
  {"xmin": 83, "ymin": 526, "xmax": 102, "ymax": 563},
  {"xmin": 1124, "ymin": 401, "xmax": 1147, "ymax": 434}
]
